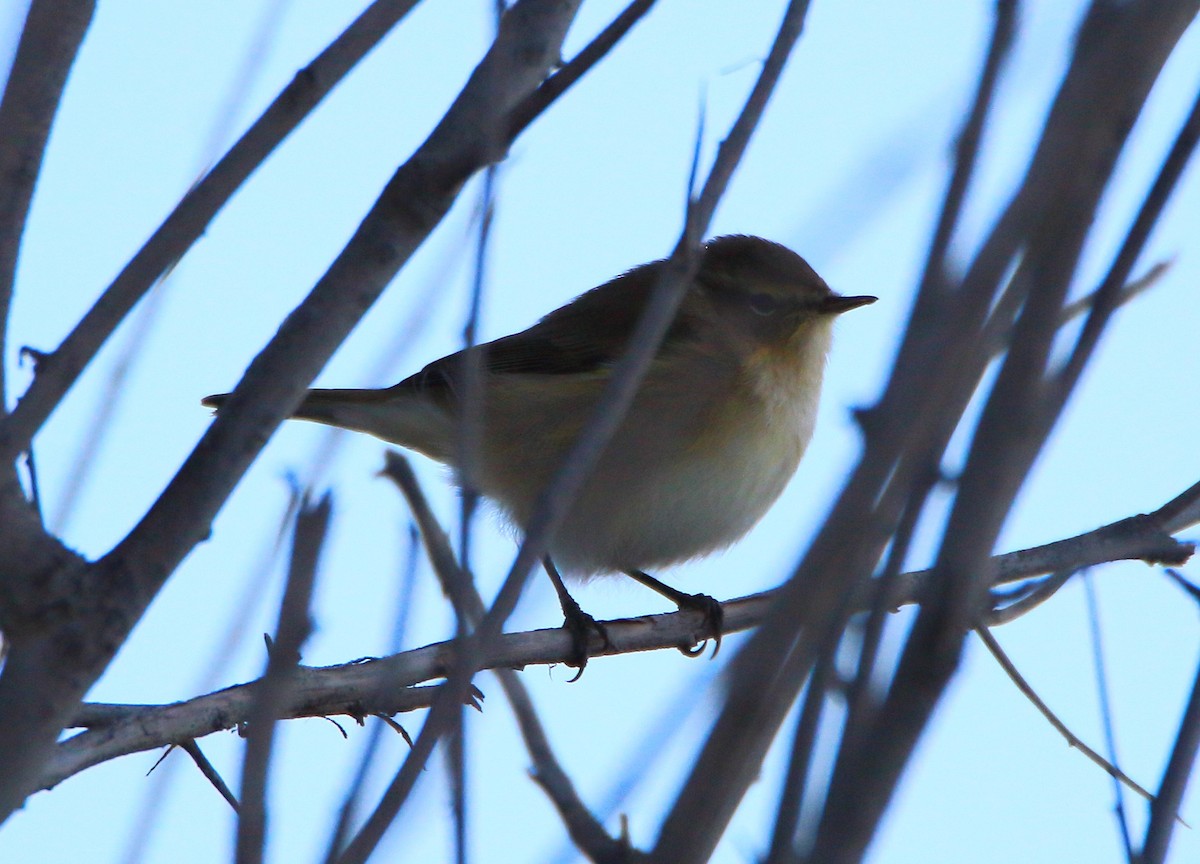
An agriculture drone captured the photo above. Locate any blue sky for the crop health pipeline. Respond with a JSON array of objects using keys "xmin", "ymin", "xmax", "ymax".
[{"xmin": 3, "ymin": 1, "xmax": 1200, "ymax": 862}]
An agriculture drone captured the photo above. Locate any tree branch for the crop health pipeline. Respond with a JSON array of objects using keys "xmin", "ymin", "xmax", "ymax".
[
  {"xmin": 236, "ymin": 493, "xmax": 330, "ymax": 864},
  {"xmin": 40, "ymin": 487, "xmax": 1193, "ymax": 795},
  {"xmin": 380, "ymin": 452, "xmax": 629, "ymax": 863},
  {"xmin": 0, "ymin": 0, "xmax": 95, "ymax": 414},
  {"xmin": 0, "ymin": 0, "xmax": 421, "ymax": 460}
]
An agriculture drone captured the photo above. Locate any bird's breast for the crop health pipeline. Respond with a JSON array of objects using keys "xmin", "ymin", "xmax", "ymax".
[{"xmin": 535, "ymin": 328, "xmax": 831, "ymax": 577}]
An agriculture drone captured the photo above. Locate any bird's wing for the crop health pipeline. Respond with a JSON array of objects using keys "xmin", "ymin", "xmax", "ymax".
[{"xmin": 395, "ymin": 260, "xmax": 694, "ymax": 402}]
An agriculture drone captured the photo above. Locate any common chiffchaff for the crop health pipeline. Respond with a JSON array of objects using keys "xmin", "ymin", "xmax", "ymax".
[{"xmin": 205, "ymin": 235, "xmax": 874, "ymax": 653}]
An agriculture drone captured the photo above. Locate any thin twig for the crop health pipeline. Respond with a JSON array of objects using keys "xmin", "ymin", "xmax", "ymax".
[
  {"xmin": 1049, "ymin": 82, "xmax": 1200, "ymax": 405},
  {"xmin": 1056, "ymin": 260, "xmax": 1170, "ymax": 332},
  {"xmin": 1083, "ymin": 573, "xmax": 1135, "ymax": 859},
  {"xmin": 765, "ymin": 644, "xmax": 838, "ymax": 863},
  {"xmin": 180, "ymin": 740, "xmax": 239, "ymax": 813},
  {"xmin": 914, "ymin": 0, "xmax": 1017, "ymax": 303},
  {"xmin": 975, "ymin": 626, "xmax": 1158, "ymax": 807},
  {"xmin": 321, "ymin": 524, "xmax": 421, "ymax": 864},
  {"xmin": 841, "ymin": 463, "xmax": 940, "ymax": 754},
  {"xmin": 48, "ymin": 0, "xmax": 295, "ymax": 536},
  {"xmin": 507, "ymin": 0, "xmax": 658, "ymax": 139},
  {"xmin": 985, "ymin": 568, "xmax": 1075, "ymax": 626},
  {"xmin": 1141, "ymin": 655, "xmax": 1200, "ymax": 863},
  {"xmin": 1155, "ymin": 477, "xmax": 1200, "ymax": 536}
]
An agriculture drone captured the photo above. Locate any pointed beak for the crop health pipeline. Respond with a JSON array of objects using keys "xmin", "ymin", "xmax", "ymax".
[{"xmin": 820, "ymin": 294, "xmax": 877, "ymax": 315}]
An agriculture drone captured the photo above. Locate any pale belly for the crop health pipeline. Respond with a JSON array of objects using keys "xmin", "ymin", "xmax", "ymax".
[
  {"xmin": 545, "ymin": 426, "xmax": 805, "ymax": 575},
  {"xmin": 476, "ymin": 326, "xmax": 830, "ymax": 576}
]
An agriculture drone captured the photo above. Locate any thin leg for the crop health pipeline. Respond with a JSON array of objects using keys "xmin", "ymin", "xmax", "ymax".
[
  {"xmin": 543, "ymin": 557, "xmax": 609, "ymax": 679},
  {"xmin": 624, "ymin": 569, "xmax": 724, "ymax": 657}
]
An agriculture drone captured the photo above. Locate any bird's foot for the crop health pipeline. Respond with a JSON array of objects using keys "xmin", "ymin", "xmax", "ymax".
[
  {"xmin": 673, "ymin": 590, "xmax": 725, "ymax": 658},
  {"xmin": 543, "ymin": 556, "xmax": 610, "ymax": 680},
  {"xmin": 558, "ymin": 592, "xmax": 611, "ymax": 681},
  {"xmin": 625, "ymin": 570, "xmax": 724, "ymax": 658}
]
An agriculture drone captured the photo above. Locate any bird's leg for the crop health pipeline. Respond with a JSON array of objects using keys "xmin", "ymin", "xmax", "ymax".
[
  {"xmin": 624, "ymin": 569, "xmax": 724, "ymax": 657},
  {"xmin": 543, "ymin": 557, "xmax": 609, "ymax": 678}
]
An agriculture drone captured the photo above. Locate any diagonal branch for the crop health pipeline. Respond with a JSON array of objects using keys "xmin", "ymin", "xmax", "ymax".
[
  {"xmin": 508, "ymin": 0, "xmax": 658, "ymax": 139},
  {"xmin": 976, "ymin": 625, "xmax": 1159, "ymax": 807},
  {"xmin": 0, "ymin": 0, "xmax": 96, "ymax": 414},
  {"xmin": 381, "ymin": 453, "xmax": 630, "ymax": 863},
  {"xmin": 0, "ymin": 0, "xmax": 421, "ymax": 460},
  {"xmin": 811, "ymin": 5, "xmax": 1200, "ymax": 860},
  {"xmin": 1141, "ymin": 657, "xmax": 1200, "ymax": 863},
  {"xmin": 236, "ymin": 492, "xmax": 330, "ymax": 864}
]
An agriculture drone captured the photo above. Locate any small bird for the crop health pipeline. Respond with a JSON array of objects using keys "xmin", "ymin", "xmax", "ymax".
[{"xmin": 205, "ymin": 235, "xmax": 874, "ymax": 664}]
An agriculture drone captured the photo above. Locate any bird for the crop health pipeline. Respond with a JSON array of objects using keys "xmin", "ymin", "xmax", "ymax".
[{"xmin": 204, "ymin": 235, "xmax": 875, "ymax": 666}]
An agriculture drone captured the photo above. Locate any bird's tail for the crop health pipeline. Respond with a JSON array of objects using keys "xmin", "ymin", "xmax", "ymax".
[{"xmin": 201, "ymin": 388, "xmax": 454, "ymax": 461}]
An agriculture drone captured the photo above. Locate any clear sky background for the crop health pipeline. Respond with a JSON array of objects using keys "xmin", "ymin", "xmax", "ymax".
[{"xmin": 2, "ymin": 1, "xmax": 1200, "ymax": 862}]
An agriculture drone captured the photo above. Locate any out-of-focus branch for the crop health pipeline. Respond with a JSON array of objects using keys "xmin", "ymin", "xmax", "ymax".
[
  {"xmin": 0, "ymin": 0, "xmax": 95, "ymax": 413},
  {"xmin": 235, "ymin": 493, "xmax": 330, "ymax": 864},
  {"xmin": 1049, "ymin": 81, "xmax": 1200, "ymax": 405},
  {"xmin": 654, "ymin": 2, "xmax": 1199, "ymax": 860},
  {"xmin": 0, "ymin": 0, "xmax": 96, "ymax": 644},
  {"xmin": 48, "ymin": 0, "xmax": 296, "ymax": 538},
  {"xmin": 811, "ymin": 5, "xmax": 1199, "ymax": 861},
  {"xmin": 0, "ymin": 0, "xmax": 421, "ymax": 461},
  {"xmin": 381, "ymin": 453, "xmax": 630, "ymax": 864},
  {"xmin": 1141, "ymin": 658, "xmax": 1200, "ymax": 863},
  {"xmin": 913, "ymin": 0, "xmax": 1016, "ymax": 303}
]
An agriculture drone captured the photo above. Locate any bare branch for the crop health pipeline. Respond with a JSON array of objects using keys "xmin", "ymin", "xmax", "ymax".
[
  {"xmin": 0, "ymin": 0, "xmax": 95, "ymax": 412},
  {"xmin": 914, "ymin": 0, "xmax": 1017, "ymax": 302},
  {"xmin": 508, "ymin": 0, "xmax": 658, "ymax": 139},
  {"xmin": 41, "ymin": 485, "xmax": 1192, "ymax": 799},
  {"xmin": 1049, "ymin": 81, "xmax": 1200, "ymax": 405},
  {"xmin": 1141, "ymin": 658, "xmax": 1200, "ymax": 863},
  {"xmin": 656, "ymin": 4, "xmax": 1200, "ymax": 860},
  {"xmin": 764, "ymin": 645, "xmax": 837, "ymax": 864},
  {"xmin": 236, "ymin": 492, "xmax": 330, "ymax": 864},
  {"xmin": 0, "ymin": 0, "xmax": 421, "ymax": 460},
  {"xmin": 1154, "ymin": 477, "xmax": 1200, "ymax": 536},
  {"xmin": 812, "ymin": 5, "xmax": 1199, "ymax": 858},
  {"xmin": 1083, "ymin": 572, "xmax": 1135, "ymax": 858},
  {"xmin": 984, "ymin": 569, "xmax": 1074, "ymax": 626},
  {"xmin": 179, "ymin": 740, "xmax": 240, "ymax": 813}
]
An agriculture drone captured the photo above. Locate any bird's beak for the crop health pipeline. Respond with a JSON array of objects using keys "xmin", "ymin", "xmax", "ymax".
[{"xmin": 820, "ymin": 294, "xmax": 877, "ymax": 315}]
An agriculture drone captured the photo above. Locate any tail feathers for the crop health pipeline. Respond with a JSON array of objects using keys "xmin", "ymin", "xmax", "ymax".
[
  {"xmin": 202, "ymin": 388, "xmax": 452, "ymax": 461},
  {"xmin": 291, "ymin": 388, "xmax": 395, "ymax": 429}
]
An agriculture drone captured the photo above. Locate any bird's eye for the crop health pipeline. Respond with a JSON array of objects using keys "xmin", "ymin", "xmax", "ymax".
[{"xmin": 748, "ymin": 292, "xmax": 779, "ymax": 316}]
